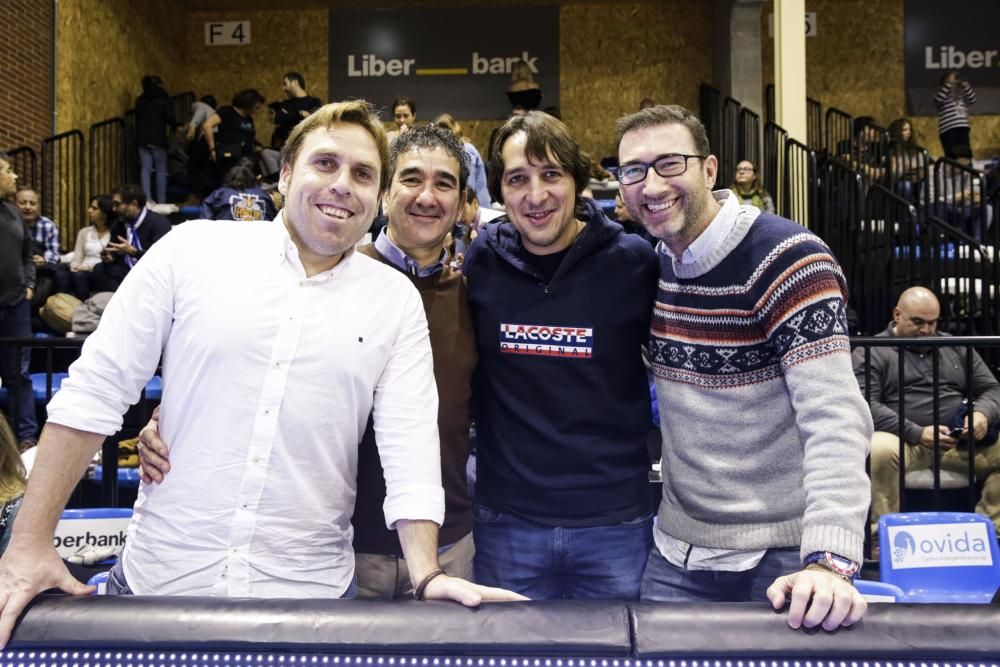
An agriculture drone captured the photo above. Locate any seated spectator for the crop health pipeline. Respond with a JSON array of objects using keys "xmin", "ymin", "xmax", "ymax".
[
  {"xmin": 434, "ymin": 113, "xmax": 490, "ymax": 207},
  {"xmin": 842, "ymin": 116, "xmax": 886, "ymax": 182},
  {"xmin": 386, "ymin": 97, "xmax": 416, "ymax": 146},
  {"xmin": 15, "ymin": 187, "xmax": 59, "ymax": 314},
  {"xmin": 202, "ymin": 89, "xmax": 265, "ymax": 181},
  {"xmin": 931, "ymin": 144, "xmax": 992, "ymax": 240},
  {"xmin": 90, "ymin": 184, "xmax": 172, "ymax": 292},
  {"xmin": 54, "ymin": 195, "xmax": 114, "ymax": 300},
  {"xmin": 730, "ymin": 160, "xmax": 775, "ymax": 214},
  {"xmin": 886, "ymin": 118, "xmax": 927, "ymax": 203},
  {"xmin": 638, "ymin": 98, "xmax": 655, "ymax": 110},
  {"xmin": 853, "ymin": 287, "xmax": 1000, "ymax": 549},
  {"xmin": 505, "ymin": 60, "xmax": 541, "ymax": 111},
  {"xmin": 200, "ymin": 159, "xmax": 277, "ymax": 221},
  {"xmin": 612, "ymin": 191, "xmax": 655, "ymax": 244},
  {"xmin": 0, "ymin": 412, "xmax": 26, "ymax": 555}
]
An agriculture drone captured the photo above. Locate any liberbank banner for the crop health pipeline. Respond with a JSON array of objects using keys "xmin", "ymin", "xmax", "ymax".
[
  {"xmin": 904, "ymin": 0, "xmax": 1000, "ymax": 115},
  {"xmin": 328, "ymin": 7, "xmax": 559, "ymax": 121}
]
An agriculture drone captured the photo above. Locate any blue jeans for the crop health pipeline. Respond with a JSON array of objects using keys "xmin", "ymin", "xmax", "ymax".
[
  {"xmin": 0, "ymin": 300, "xmax": 37, "ymax": 441},
  {"xmin": 138, "ymin": 145, "xmax": 168, "ymax": 203},
  {"xmin": 473, "ymin": 502, "xmax": 653, "ymax": 600},
  {"xmin": 640, "ymin": 544, "xmax": 801, "ymax": 602}
]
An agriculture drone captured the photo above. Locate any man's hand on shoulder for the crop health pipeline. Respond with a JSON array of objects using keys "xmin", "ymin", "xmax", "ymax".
[
  {"xmin": 0, "ymin": 541, "xmax": 94, "ymax": 648},
  {"xmin": 766, "ymin": 567, "xmax": 866, "ymax": 631},
  {"xmin": 422, "ymin": 574, "xmax": 529, "ymax": 606}
]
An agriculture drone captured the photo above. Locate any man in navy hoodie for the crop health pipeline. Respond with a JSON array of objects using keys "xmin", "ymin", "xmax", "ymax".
[{"xmin": 463, "ymin": 111, "xmax": 659, "ymax": 599}]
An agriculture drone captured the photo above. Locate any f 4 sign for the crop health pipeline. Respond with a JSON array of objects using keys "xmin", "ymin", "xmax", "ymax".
[{"xmin": 205, "ymin": 21, "xmax": 251, "ymax": 46}]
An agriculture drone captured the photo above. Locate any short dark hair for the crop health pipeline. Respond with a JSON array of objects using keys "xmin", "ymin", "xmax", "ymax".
[
  {"xmin": 854, "ymin": 116, "xmax": 876, "ymax": 136},
  {"xmin": 0, "ymin": 152, "xmax": 9, "ymax": 164},
  {"xmin": 200, "ymin": 95, "xmax": 217, "ymax": 109},
  {"xmin": 464, "ymin": 186, "xmax": 478, "ymax": 206},
  {"xmin": 392, "ymin": 97, "xmax": 416, "ymax": 116},
  {"xmin": 284, "ymin": 72, "xmax": 305, "ymax": 89},
  {"xmin": 91, "ymin": 194, "xmax": 115, "ymax": 220},
  {"xmin": 614, "ymin": 104, "xmax": 712, "ymax": 157},
  {"xmin": 119, "ymin": 183, "xmax": 147, "ymax": 208},
  {"xmin": 389, "ymin": 124, "xmax": 469, "ymax": 194},
  {"xmin": 487, "ymin": 111, "xmax": 590, "ymax": 206},
  {"xmin": 141, "ymin": 75, "xmax": 163, "ymax": 93},
  {"xmin": 232, "ymin": 89, "xmax": 265, "ymax": 112}
]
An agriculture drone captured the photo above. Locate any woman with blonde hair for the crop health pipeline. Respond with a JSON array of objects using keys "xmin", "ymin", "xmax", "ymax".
[
  {"xmin": 0, "ymin": 415, "xmax": 27, "ymax": 554},
  {"xmin": 434, "ymin": 113, "xmax": 491, "ymax": 207}
]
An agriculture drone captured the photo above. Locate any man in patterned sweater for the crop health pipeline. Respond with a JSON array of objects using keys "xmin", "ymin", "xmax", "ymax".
[{"xmin": 616, "ymin": 105, "xmax": 872, "ymax": 630}]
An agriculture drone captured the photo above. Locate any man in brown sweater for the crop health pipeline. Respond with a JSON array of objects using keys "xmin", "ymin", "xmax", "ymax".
[
  {"xmin": 137, "ymin": 124, "xmax": 476, "ymax": 599},
  {"xmin": 351, "ymin": 126, "xmax": 476, "ymax": 598}
]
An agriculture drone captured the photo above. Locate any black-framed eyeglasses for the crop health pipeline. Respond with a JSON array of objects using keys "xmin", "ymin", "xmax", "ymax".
[{"xmin": 616, "ymin": 154, "xmax": 707, "ymax": 185}]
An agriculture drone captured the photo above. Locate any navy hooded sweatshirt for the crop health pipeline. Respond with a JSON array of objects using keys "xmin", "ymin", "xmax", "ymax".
[{"xmin": 464, "ymin": 199, "xmax": 659, "ymax": 526}]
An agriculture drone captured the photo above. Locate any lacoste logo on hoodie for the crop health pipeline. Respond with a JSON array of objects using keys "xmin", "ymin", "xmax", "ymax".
[{"xmin": 499, "ymin": 322, "xmax": 593, "ymax": 359}]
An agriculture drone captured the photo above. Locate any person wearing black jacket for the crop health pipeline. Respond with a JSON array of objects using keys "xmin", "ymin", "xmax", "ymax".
[
  {"xmin": 135, "ymin": 75, "xmax": 176, "ymax": 204},
  {"xmin": 0, "ymin": 154, "xmax": 38, "ymax": 446},
  {"xmin": 464, "ymin": 112, "xmax": 659, "ymax": 600},
  {"xmin": 91, "ymin": 184, "xmax": 171, "ymax": 292}
]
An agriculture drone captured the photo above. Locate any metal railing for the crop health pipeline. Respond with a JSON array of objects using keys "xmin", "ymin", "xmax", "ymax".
[
  {"xmin": 738, "ymin": 107, "xmax": 761, "ymax": 174},
  {"xmin": 40, "ymin": 130, "xmax": 85, "ymax": 251},
  {"xmin": 819, "ymin": 158, "xmax": 865, "ymax": 314},
  {"xmin": 782, "ymin": 138, "xmax": 817, "ymax": 227},
  {"xmin": 88, "ymin": 118, "xmax": 126, "ymax": 199},
  {"xmin": 824, "ymin": 106, "xmax": 853, "ymax": 157},
  {"xmin": 172, "ymin": 91, "xmax": 195, "ymax": 126},
  {"xmin": 762, "ymin": 121, "xmax": 787, "ymax": 214},
  {"xmin": 6, "ymin": 146, "xmax": 37, "ymax": 191},
  {"xmin": 806, "ymin": 97, "xmax": 823, "ymax": 151},
  {"xmin": 932, "ymin": 157, "xmax": 989, "ymax": 244}
]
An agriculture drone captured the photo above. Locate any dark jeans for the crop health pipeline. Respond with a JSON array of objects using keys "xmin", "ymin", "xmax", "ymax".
[
  {"xmin": 640, "ymin": 544, "xmax": 801, "ymax": 602},
  {"xmin": 473, "ymin": 502, "xmax": 653, "ymax": 600},
  {"xmin": 0, "ymin": 299, "xmax": 37, "ymax": 440},
  {"xmin": 940, "ymin": 127, "xmax": 971, "ymax": 159},
  {"xmin": 54, "ymin": 265, "xmax": 94, "ymax": 301}
]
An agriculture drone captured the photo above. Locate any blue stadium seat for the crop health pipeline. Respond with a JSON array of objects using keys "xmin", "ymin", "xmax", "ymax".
[
  {"xmin": 879, "ymin": 511, "xmax": 1000, "ymax": 603},
  {"xmin": 89, "ymin": 466, "xmax": 142, "ymax": 488},
  {"xmin": 853, "ymin": 579, "xmax": 905, "ymax": 602},
  {"xmin": 145, "ymin": 375, "xmax": 162, "ymax": 400},
  {"xmin": 31, "ymin": 371, "xmax": 68, "ymax": 402}
]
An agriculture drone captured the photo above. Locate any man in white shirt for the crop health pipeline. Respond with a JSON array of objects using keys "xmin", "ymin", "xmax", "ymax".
[{"xmin": 0, "ymin": 100, "xmax": 520, "ymax": 648}]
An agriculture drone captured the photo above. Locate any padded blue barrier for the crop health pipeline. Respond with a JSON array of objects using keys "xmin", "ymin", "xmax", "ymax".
[
  {"xmin": 853, "ymin": 579, "xmax": 904, "ymax": 602},
  {"xmin": 89, "ymin": 467, "xmax": 142, "ymax": 487},
  {"xmin": 879, "ymin": 511, "xmax": 1000, "ymax": 603},
  {"xmin": 30, "ymin": 372, "xmax": 68, "ymax": 402}
]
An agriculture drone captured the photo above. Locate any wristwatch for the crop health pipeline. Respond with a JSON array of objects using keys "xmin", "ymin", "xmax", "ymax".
[{"xmin": 803, "ymin": 551, "xmax": 859, "ymax": 583}]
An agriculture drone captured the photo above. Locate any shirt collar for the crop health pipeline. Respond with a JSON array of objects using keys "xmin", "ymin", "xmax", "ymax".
[
  {"xmin": 661, "ymin": 189, "xmax": 739, "ymax": 265},
  {"xmin": 272, "ymin": 211, "xmax": 356, "ymax": 282},
  {"xmin": 130, "ymin": 206, "xmax": 149, "ymax": 230},
  {"xmin": 374, "ymin": 227, "xmax": 448, "ymax": 277}
]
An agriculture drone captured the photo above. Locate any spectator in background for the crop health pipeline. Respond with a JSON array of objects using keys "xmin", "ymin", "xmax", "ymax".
[
  {"xmin": 887, "ymin": 118, "xmax": 927, "ymax": 203},
  {"xmin": 134, "ymin": 75, "xmax": 176, "ymax": 205},
  {"xmin": 613, "ymin": 190, "xmax": 655, "ymax": 245},
  {"xmin": 387, "ymin": 97, "xmax": 417, "ymax": 145},
  {"xmin": 730, "ymin": 160, "xmax": 775, "ymax": 214},
  {"xmin": 186, "ymin": 95, "xmax": 218, "ymax": 197},
  {"xmin": 845, "ymin": 116, "xmax": 886, "ymax": 182},
  {"xmin": 855, "ymin": 287, "xmax": 1000, "ymax": 545},
  {"xmin": 639, "ymin": 98, "xmax": 656, "ymax": 110},
  {"xmin": 932, "ymin": 144, "xmax": 991, "ymax": 241},
  {"xmin": 0, "ymin": 154, "xmax": 38, "ymax": 448},
  {"xmin": 55, "ymin": 195, "xmax": 113, "ymax": 301},
  {"xmin": 91, "ymin": 184, "xmax": 172, "ymax": 292},
  {"xmin": 200, "ymin": 159, "xmax": 276, "ymax": 221},
  {"xmin": 186, "ymin": 95, "xmax": 217, "ymax": 142},
  {"xmin": 434, "ymin": 113, "xmax": 491, "ymax": 207},
  {"xmin": 935, "ymin": 71, "xmax": 976, "ymax": 160},
  {"xmin": 202, "ymin": 89, "xmax": 265, "ymax": 180},
  {"xmin": 0, "ymin": 413, "xmax": 26, "ymax": 554},
  {"xmin": 260, "ymin": 73, "xmax": 322, "ymax": 178},
  {"xmin": 15, "ymin": 187, "xmax": 59, "ymax": 314},
  {"xmin": 505, "ymin": 60, "xmax": 541, "ymax": 112}
]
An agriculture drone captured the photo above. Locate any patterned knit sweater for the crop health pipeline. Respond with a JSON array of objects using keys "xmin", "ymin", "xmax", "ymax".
[{"xmin": 649, "ymin": 208, "xmax": 872, "ymax": 564}]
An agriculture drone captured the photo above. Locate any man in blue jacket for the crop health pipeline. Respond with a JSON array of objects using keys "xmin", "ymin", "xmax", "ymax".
[{"xmin": 463, "ymin": 111, "xmax": 659, "ymax": 599}]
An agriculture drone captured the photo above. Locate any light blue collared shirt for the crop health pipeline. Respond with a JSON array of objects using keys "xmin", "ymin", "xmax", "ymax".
[{"xmin": 373, "ymin": 227, "xmax": 449, "ymax": 278}]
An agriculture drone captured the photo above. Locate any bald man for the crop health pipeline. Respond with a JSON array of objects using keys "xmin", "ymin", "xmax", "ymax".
[{"xmin": 853, "ymin": 286, "xmax": 1000, "ymax": 544}]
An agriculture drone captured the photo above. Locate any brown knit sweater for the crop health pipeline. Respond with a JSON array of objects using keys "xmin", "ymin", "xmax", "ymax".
[{"xmin": 351, "ymin": 245, "xmax": 476, "ymax": 554}]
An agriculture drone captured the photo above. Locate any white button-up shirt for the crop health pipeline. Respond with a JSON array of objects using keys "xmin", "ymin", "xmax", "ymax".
[{"xmin": 47, "ymin": 215, "xmax": 444, "ymax": 597}]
